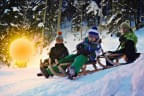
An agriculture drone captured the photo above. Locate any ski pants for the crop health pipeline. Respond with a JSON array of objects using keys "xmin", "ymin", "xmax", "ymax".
[{"xmin": 45, "ymin": 54, "xmax": 88, "ymax": 75}]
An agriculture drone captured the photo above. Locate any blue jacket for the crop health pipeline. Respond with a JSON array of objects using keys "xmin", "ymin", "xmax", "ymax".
[{"xmin": 77, "ymin": 37, "xmax": 101, "ymax": 62}]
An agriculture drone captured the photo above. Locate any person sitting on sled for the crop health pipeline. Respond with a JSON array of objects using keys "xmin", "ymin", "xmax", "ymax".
[
  {"xmin": 106, "ymin": 22, "xmax": 139, "ymax": 66},
  {"xmin": 53, "ymin": 26, "xmax": 102, "ymax": 79},
  {"xmin": 39, "ymin": 32, "xmax": 69, "ymax": 78}
]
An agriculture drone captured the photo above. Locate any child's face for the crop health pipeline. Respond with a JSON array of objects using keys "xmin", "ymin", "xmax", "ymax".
[
  {"xmin": 120, "ymin": 27, "xmax": 128, "ymax": 35},
  {"xmin": 56, "ymin": 39, "xmax": 63, "ymax": 44},
  {"xmin": 88, "ymin": 36, "xmax": 96, "ymax": 42}
]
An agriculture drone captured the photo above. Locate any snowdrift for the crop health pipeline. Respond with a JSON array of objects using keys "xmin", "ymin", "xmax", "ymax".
[{"xmin": 0, "ymin": 54, "xmax": 144, "ymax": 96}]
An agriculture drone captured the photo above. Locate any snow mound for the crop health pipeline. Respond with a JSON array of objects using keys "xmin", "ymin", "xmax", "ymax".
[
  {"xmin": 136, "ymin": 27, "xmax": 144, "ymax": 53},
  {"xmin": 0, "ymin": 54, "xmax": 144, "ymax": 96}
]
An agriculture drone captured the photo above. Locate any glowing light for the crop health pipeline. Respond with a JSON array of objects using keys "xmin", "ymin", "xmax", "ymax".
[{"xmin": 9, "ymin": 38, "xmax": 35, "ymax": 67}]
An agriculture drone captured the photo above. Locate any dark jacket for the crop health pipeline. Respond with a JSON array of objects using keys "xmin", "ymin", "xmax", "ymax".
[
  {"xmin": 49, "ymin": 43, "xmax": 69, "ymax": 63},
  {"xmin": 114, "ymin": 33, "xmax": 139, "ymax": 63}
]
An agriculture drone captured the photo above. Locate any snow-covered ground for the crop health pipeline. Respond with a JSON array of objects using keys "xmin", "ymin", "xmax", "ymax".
[
  {"xmin": 0, "ymin": 27, "xmax": 144, "ymax": 96},
  {"xmin": 135, "ymin": 28, "xmax": 144, "ymax": 53}
]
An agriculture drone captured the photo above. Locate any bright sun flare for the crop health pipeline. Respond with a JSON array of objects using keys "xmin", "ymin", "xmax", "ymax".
[{"xmin": 10, "ymin": 38, "xmax": 35, "ymax": 62}]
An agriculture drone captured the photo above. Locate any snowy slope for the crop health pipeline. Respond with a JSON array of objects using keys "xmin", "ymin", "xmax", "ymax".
[
  {"xmin": 0, "ymin": 54, "xmax": 144, "ymax": 96},
  {"xmin": 135, "ymin": 28, "xmax": 144, "ymax": 53},
  {"xmin": 0, "ymin": 27, "xmax": 144, "ymax": 96}
]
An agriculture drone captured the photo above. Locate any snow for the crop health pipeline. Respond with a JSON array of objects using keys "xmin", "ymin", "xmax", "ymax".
[
  {"xmin": 32, "ymin": 6, "xmax": 38, "ymax": 11},
  {"xmin": 0, "ymin": 27, "xmax": 144, "ymax": 96},
  {"xmin": 107, "ymin": 14, "xmax": 117, "ymax": 25},
  {"xmin": 38, "ymin": 22, "xmax": 44, "ymax": 28},
  {"xmin": 135, "ymin": 28, "xmax": 144, "ymax": 53},
  {"xmin": 4, "ymin": 9, "xmax": 10, "ymax": 13},
  {"xmin": 0, "ymin": 23, "xmax": 8, "ymax": 26},
  {"xmin": 12, "ymin": 7, "xmax": 20, "ymax": 12},
  {"xmin": 14, "ymin": 16, "xmax": 18, "ymax": 18},
  {"xmin": 86, "ymin": 1, "xmax": 100, "ymax": 15},
  {"xmin": 0, "ymin": 54, "xmax": 144, "ymax": 96},
  {"xmin": 10, "ymin": 23, "xmax": 18, "ymax": 28},
  {"xmin": 18, "ymin": 12, "xmax": 23, "ymax": 16}
]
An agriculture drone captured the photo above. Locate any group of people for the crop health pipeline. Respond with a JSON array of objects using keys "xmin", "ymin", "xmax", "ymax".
[{"xmin": 39, "ymin": 22, "xmax": 139, "ymax": 80}]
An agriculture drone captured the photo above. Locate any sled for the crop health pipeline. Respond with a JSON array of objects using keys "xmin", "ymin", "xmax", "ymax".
[
  {"xmin": 38, "ymin": 54, "xmax": 117, "ymax": 77},
  {"xmin": 38, "ymin": 53, "xmax": 111, "ymax": 77},
  {"xmin": 48, "ymin": 63, "xmax": 70, "ymax": 77},
  {"xmin": 38, "ymin": 53, "xmax": 140, "ymax": 78}
]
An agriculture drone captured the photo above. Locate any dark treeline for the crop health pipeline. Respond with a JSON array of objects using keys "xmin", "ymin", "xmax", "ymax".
[{"xmin": 0, "ymin": 0, "xmax": 144, "ymax": 64}]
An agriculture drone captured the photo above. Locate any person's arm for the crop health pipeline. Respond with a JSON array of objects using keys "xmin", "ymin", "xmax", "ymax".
[
  {"xmin": 113, "ymin": 40, "xmax": 136, "ymax": 55},
  {"xmin": 95, "ymin": 44, "xmax": 102, "ymax": 56},
  {"xmin": 63, "ymin": 47, "xmax": 69, "ymax": 56},
  {"xmin": 88, "ymin": 38, "xmax": 102, "ymax": 53},
  {"xmin": 49, "ymin": 47, "xmax": 55, "ymax": 59},
  {"xmin": 112, "ymin": 48, "xmax": 125, "ymax": 54},
  {"xmin": 109, "ymin": 36, "xmax": 126, "ymax": 54},
  {"xmin": 76, "ymin": 41, "xmax": 92, "ymax": 56},
  {"xmin": 123, "ymin": 40, "xmax": 136, "ymax": 56}
]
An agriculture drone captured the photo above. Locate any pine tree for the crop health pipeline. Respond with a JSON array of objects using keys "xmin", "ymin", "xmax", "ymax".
[
  {"xmin": 86, "ymin": 0, "xmax": 101, "ymax": 27},
  {"xmin": 100, "ymin": 0, "xmax": 140, "ymax": 35},
  {"xmin": 71, "ymin": 0, "xmax": 83, "ymax": 32},
  {"xmin": 0, "ymin": 0, "xmax": 26, "ymax": 64}
]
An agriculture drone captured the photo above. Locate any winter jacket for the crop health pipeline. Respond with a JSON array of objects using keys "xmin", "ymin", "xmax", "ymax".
[
  {"xmin": 49, "ymin": 43, "xmax": 69, "ymax": 63},
  {"xmin": 76, "ymin": 37, "xmax": 101, "ymax": 62},
  {"xmin": 114, "ymin": 30, "xmax": 138, "ymax": 63},
  {"xmin": 119, "ymin": 29, "xmax": 137, "ymax": 49}
]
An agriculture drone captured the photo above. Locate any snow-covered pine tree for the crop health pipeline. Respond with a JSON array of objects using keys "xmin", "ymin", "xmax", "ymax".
[
  {"xmin": 71, "ymin": 0, "xmax": 102, "ymax": 32},
  {"xmin": 100, "ymin": 0, "xmax": 138, "ymax": 35},
  {"xmin": 43, "ymin": 0, "xmax": 59, "ymax": 43},
  {"xmin": 0, "ymin": 0, "xmax": 45, "ymax": 64},
  {"xmin": 71, "ymin": 0, "xmax": 84, "ymax": 32},
  {"xmin": 0, "ymin": 0, "xmax": 26, "ymax": 64},
  {"xmin": 86, "ymin": 0, "xmax": 101, "ymax": 27}
]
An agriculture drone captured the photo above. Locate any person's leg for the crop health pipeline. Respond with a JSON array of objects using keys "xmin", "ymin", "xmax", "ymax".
[
  {"xmin": 40, "ymin": 67, "xmax": 50, "ymax": 78},
  {"xmin": 43, "ymin": 54, "xmax": 77, "ymax": 77},
  {"xmin": 106, "ymin": 53, "xmax": 124, "ymax": 66},
  {"xmin": 45, "ymin": 66, "xmax": 59, "ymax": 75},
  {"xmin": 45, "ymin": 64, "xmax": 68, "ymax": 75},
  {"xmin": 58, "ymin": 54, "xmax": 77, "ymax": 64},
  {"xmin": 40, "ymin": 59, "xmax": 49, "ymax": 68},
  {"xmin": 40, "ymin": 59, "xmax": 57, "ymax": 77},
  {"xmin": 70, "ymin": 55, "xmax": 88, "ymax": 74},
  {"xmin": 38, "ymin": 59, "xmax": 49, "ymax": 77},
  {"xmin": 106, "ymin": 58, "xmax": 114, "ymax": 66}
]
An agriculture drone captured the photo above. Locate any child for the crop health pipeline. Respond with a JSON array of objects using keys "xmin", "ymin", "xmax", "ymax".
[
  {"xmin": 106, "ymin": 22, "xmax": 139, "ymax": 66},
  {"xmin": 39, "ymin": 32, "xmax": 69, "ymax": 78},
  {"xmin": 55, "ymin": 27, "xmax": 102, "ymax": 79}
]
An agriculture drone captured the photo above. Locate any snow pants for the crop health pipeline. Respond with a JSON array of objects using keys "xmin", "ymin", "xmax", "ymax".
[{"xmin": 45, "ymin": 54, "xmax": 88, "ymax": 75}]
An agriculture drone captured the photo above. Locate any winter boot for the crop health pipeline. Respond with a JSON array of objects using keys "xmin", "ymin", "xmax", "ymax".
[
  {"xmin": 40, "ymin": 67, "xmax": 50, "ymax": 78},
  {"xmin": 67, "ymin": 67, "xmax": 77, "ymax": 80},
  {"xmin": 37, "ymin": 73, "xmax": 43, "ymax": 76}
]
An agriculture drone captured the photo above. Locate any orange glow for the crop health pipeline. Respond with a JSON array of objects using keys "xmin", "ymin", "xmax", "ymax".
[{"xmin": 10, "ymin": 38, "xmax": 35, "ymax": 62}]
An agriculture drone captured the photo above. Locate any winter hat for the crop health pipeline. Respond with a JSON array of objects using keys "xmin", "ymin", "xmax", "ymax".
[
  {"xmin": 56, "ymin": 32, "xmax": 63, "ymax": 42},
  {"xmin": 57, "ymin": 31, "xmax": 62, "ymax": 35},
  {"xmin": 120, "ymin": 22, "xmax": 131, "ymax": 30},
  {"xmin": 88, "ymin": 26, "xmax": 99, "ymax": 39}
]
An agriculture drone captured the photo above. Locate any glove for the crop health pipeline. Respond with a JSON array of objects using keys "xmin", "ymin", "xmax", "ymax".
[
  {"xmin": 76, "ymin": 43, "xmax": 90, "ymax": 56},
  {"xmin": 76, "ymin": 43, "xmax": 85, "ymax": 51},
  {"xmin": 119, "ymin": 36, "xmax": 126, "ymax": 42}
]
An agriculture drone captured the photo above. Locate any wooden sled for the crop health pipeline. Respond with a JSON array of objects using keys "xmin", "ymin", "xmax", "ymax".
[
  {"xmin": 39, "ymin": 52, "xmax": 132, "ymax": 77},
  {"xmin": 44, "ymin": 56, "xmax": 108, "ymax": 77}
]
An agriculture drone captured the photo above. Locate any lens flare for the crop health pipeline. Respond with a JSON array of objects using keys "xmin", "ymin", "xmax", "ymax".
[{"xmin": 10, "ymin": 38, "xmax": 35, "ymax": 62}]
